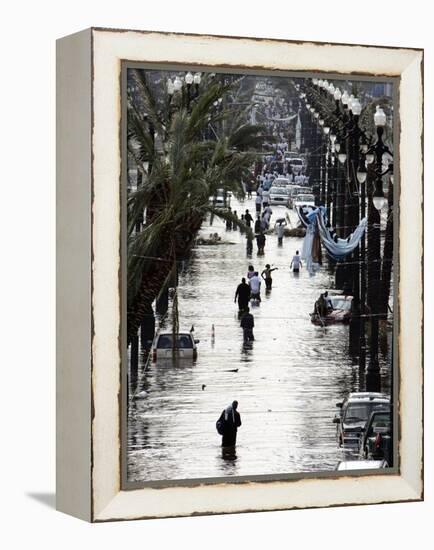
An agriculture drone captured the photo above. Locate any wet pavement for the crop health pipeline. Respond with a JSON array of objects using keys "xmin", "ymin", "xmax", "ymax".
[{"xmin": 127, "ymin": 196, "xmax": 392, "ymax": 483}]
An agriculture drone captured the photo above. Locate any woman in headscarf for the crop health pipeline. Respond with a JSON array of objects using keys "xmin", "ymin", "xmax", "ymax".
[{"xmin": 218, "ymin": 401, "xmax": 242, "ymax": 447}]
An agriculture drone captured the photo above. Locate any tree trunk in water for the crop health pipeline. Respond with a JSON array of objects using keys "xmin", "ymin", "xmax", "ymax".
[
  {"xmin": 127, "ymin": 216, "xmax": 203, "ymax": 344},
  {"xmin": 128, "ymin": 250, "xmax": 174, "ymax": 345},
  {"xmin": 140, "ymin": 304, "xmax": 155, "ymax": 349}
]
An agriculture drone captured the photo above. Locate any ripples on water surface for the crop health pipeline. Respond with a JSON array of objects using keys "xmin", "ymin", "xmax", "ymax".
[{"xmin": 127, "ymin": 198, "xmax": 392, "ymax": 482}]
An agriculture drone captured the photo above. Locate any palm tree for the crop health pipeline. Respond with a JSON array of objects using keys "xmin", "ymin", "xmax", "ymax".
[{"xmin": 126, "ymin": 70, "xmax": 266, "ymax": 345}]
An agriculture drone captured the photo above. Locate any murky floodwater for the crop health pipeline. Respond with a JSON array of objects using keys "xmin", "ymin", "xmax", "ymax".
[{"xmin": 127, "ymin": 196, "xmax": 392, "ymax": 482}]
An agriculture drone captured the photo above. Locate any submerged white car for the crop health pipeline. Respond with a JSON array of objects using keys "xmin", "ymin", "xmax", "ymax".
[
  {"xmin": 293, "ymin": 193, "xmax": 315, "ymax": 210},
  {"xmin": 209, "ymin": 190, "xmax": 232, "ymax": 208},
  {"xmin": 271, "ymin": 176, "xmax": 292, "ymax": 187},
  {"xmin": 151, "ymin": 332, "xmax": 199, "ymax": 362},
  {"xmin": 269, "ymin": 186, "xmax": 291, "ymax": 206},
  {"xmin": 288, "ymin": 158, "xmax": 304, "ymax": 173}
]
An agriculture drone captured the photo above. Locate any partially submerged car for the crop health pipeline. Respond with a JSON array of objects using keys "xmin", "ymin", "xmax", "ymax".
[
  {"xmin": 310, "ymin": 294, "xmax": 353, "ymax": 326},
  {"xmin": 209, "ymin": 189, "xmax": 231, "ymax": 208},
  {"xmin": 271, "ymin": 176, "xmax": 292, "ymax": 187},
  {"xmin": 293, "ymin": 193, "xmax": 315, "ymax": 210},
  {"xmin": 151, "ymin": 332, "xmax": 199, "ymax": 362},
  {"xmin": 288, "ymin": 157, "xmax": 304, "ymax": 173},
  {"xmin": 333, "ymin": 392, "xmax": 390, "ymax": 448},
  {"xmin": 269, "ymin": 186, "xmax": 291, "ymax": 206},
  {"xmin": 359, "ymin": 408, "xmax": 393, "ymax": 465}
]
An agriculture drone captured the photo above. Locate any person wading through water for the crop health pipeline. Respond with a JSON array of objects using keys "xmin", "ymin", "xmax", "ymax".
[
  {"xmin": 249, "ymin": 272, "xmax": 261, "ymax": 302},
  {"xmin": 255, "ymin": 190, "xmax": 262, "ymax": 214},
  {"xmin": 244, "ymin": 209, "xmax": 253, "ymax": 228},
  {"xmin": 254, "ymin": 215, "xmax": 261, "ymax": 234},
  {"xmin": 261, "ymin": 263, "xmax": 278, "ymax": 290},
  {"xmin": 256, "ymin": 232, "xmax": 266, "ymax": 255},
  {"xmin": 275, "ymin": 219, "xmax": 287, "ymax": 245},
  {"xmin": 234, "ymin": 277, "xmax": 251, "ymax": 312},
  {"xmin": 290, "ymin": 250, "xmax": 302, "ymax": 273},
  {"xmin": 240, "ymin": 307, "xmax": 255, "ymax": 342},
  {"xmin": 217, "ymin": 401, "xmax": 242, "ymax": 448}
]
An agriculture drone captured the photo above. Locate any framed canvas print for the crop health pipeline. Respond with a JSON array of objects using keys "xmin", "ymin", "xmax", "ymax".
[{"xmin": 56, "ymin": 28, "xmax": 423, "ymax": 522}]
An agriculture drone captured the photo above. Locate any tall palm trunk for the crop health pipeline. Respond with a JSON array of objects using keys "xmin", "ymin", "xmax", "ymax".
[
  {"xmin": 127, "ymin": 242, "xmax": 174, "ymax": 344},
  {"xmin": 127, "ymin": 214, "xmax": 204, "ymax": 344}
]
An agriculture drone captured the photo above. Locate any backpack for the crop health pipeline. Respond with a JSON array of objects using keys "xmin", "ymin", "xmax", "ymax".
[{"xmin": 216, "ymin": 418, "xmax": 225, "ymax": 435}]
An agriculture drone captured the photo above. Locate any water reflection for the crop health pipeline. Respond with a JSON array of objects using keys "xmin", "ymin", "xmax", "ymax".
[{"xmin": 128, "ymin": 197, "xmax": 392, "ymax": 482}]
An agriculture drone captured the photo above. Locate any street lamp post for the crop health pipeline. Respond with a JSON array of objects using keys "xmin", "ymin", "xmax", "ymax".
[
  {"xmin": 379, "ymin": 163, "xmax": 394, "ymax": 319},
  {"xmin": 334, "ymin": 140, "xmax": 347, "ymax": 289},
  {"xmin": 347, "ymin": 97, "xmax": 363, "ymax": 356},
  {"xmin": 329, "ymin": 132, "xmax": 338, "ymax": 228},
  {"xmin": 319, "ymin": 117, "xmax": 326, "ymax": 205},
  {"xmin": 366, "ymin": 106, "xmax": 391, "ymax": 392},
  {"xmin": 357, "ymin": 145, "xmax": 368, "ymax": 371},
  {"xmin": 323, "ymin": 124, "xmax": 332, "ymax": 216},
  {"xmin": 302, "ymin": 80, "xmax": 393, "ymax": 384}
]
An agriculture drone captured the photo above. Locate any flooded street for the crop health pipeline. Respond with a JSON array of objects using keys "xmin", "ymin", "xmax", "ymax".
[{"xmin": 127, "ymin": 196, "xmax": 392, "ymax": 483}]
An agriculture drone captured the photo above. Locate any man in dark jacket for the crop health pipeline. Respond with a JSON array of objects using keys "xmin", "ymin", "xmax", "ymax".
[
  {"xmin": 218, "ymin": 400, "xmax": 242, "ymax": 447},
  {"xmin": 240, "ymin": 307, "xmax": 255, "ymax": 342},
  {"xmin": 254, "ymin": 215, "xmax": 261, "ymax": 234},
  {"xmin": 234, "ymin": 277, "xmax": 251, "ymax": 312},
  {"xmin": 244, "ymin": 209, "xmax": 253, "ymax": 227},
  {"xmin": 256, "ymin": 232, "xmax": 266, "ymax": 255}
]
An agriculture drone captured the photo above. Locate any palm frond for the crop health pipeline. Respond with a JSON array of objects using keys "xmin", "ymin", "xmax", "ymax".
[{"xmin": 130, "ymin": 69, "xmax": 165, "ymax": 140}]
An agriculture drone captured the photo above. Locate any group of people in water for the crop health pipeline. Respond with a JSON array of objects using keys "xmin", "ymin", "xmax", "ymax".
[
  {"xmin": 224, "ymin": 177, "xmax": 309, "ymax": 343},
  {"xmin": 234, "ymin": 254, "xmax": 303, "ymax": 343}
]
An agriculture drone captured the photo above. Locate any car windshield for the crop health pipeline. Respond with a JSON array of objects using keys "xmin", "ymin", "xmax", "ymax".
[
  {"xmin": 330, "ymin": 297, "xmax": 351, "ymax": 310},
  {"xmin": 291, "ymin": 159, "xmax": 303, "ymax": 165},
  {"xmin": 296, "ymin": 194, "xmax": 314, "ymax": 202},
  {"xmin": 157, "ymin": 334, "xmax": 193, "ymax": 349},
  {"xmin": 344, "ymin": 402, "xmax": 388, "ymax": 422}
]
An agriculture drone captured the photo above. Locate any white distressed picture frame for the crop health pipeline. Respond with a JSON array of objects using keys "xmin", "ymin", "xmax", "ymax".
[{"xmin": 56, "ymin": 28, "xmax": 423, "ymax": 522}]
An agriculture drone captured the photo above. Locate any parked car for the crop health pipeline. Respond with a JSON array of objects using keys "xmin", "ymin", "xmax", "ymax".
[
  {"xmin": 288, "ymin": 157, "xmax": 304, "ymax": 173},
  {"xmin": 209, "ymin": 189, "xmax": 231, "ymax": 208},
  {"xmin": 271, "ymin": 177, "xmax": 291, "ymax": 187},
  {"xmin": 269, "ymin": 186, "xmax": 291, "ymax": 206},
  {"xmin": 333, "ymin": 392, "xmax": 390, "ymax": 447},
  {"xmin": 293, "ymin": 193, "xmax": 315, "ymax": 210},
  {"xmin": 335, "ymin": 459, "xmax": 388, "ymax": 471},
  {"xmin": 293, "ymin": 186, "xmax": 312, "ymax": 195},
  {"xmin": 151, "ymin": 332, "xmax": 199, "ymax": 362},
  {"xmin": 359, "ymin": 408, "xmax": 392, "ymax": 465}
]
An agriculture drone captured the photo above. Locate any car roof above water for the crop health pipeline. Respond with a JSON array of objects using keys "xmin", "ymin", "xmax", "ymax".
[
  {"xmin": 156, "ymin": 332, "xmax": 193, "ymax": 342},
  {"xmin": 347, "ymin": 392, "xmax": 390, "ymax": 403},
  {"xmin": 336, "ymin": 460, "xmax": 388, "ymax": 471}
]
